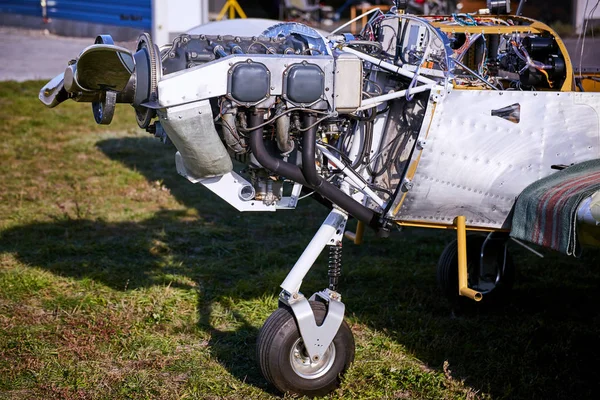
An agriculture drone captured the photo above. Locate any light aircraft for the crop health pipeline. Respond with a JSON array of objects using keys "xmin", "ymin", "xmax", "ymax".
[{"xmin": 39, "ymin": 0, "xmax": 600, "ymax": 396}]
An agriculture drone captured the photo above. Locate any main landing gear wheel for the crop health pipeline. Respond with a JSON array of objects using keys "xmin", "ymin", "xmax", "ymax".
[
  {"xmin": 437, "ymin": 234, "xmax": 515, "ymax": 306},
  {"xmin": 256, "ymin": 301, "xmax": 354, "ymax": 397}
]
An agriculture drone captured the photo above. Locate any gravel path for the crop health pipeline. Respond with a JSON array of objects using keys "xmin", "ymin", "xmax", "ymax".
[{"xmin": 0, "ymin": 27, "xmax": 134, "ymax": 82}]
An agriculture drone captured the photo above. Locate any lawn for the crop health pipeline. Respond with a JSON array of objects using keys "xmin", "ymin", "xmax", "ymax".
[{"xmin": 1, "ymin": 81, "xmax": 599, "ymax": 399}]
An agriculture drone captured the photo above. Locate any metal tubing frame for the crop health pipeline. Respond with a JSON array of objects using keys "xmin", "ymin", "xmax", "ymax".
[
  {"xmin": 356, "ymin": 84, "xmax": 436, "ymax": 111},
  {"xmin": 316, "ymin": 144, "xmax": 386, "ymax": 209},
  {"xmin": 341, "ymin": 46, "xmax": 437, "ymax": 86}
]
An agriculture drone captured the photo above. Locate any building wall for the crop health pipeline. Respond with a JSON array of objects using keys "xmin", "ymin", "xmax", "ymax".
[{"xmin": 575, "ymin": 0, "xmax": 600, "ymax": 34}]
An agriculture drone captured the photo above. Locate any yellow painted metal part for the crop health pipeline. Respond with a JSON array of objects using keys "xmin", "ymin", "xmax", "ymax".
[
  {"xmin": 432, "ymin": 24, "xmax": 543, "ymax": 35},
  {"xmin": 391, "ymin": 101, "xmax": 439, "ymax": 216},
  {"xmin": 217, "ymin": 0, "xmax": 247, "ymax": 21},
  {"xmin": 455, "ymin": 216, "xmax": 483, "ymax": 302},
  {"xmin": 531, "ymin": 21, "xmax": 574, "ymax": 92},
  {"xmin": 578, "ymin": 73, "xmax": 600, "ymax": 92},
  {"xmin": 344, "ymin": 221, "xmax": 365, "ymax": 245},
  {"xmin": 394, "ymin": 220, "xmax": 504, "ymax": 232}
]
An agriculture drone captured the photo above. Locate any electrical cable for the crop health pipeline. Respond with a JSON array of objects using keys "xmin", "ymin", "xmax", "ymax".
[{"xmin": 237, "ymin": 107, "xmax": 329, "ymax": 132}]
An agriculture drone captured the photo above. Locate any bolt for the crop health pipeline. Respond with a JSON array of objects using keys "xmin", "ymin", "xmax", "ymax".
[
  {"xmin": 312, "ymin": 355, "xmax": 320, "ymax": 361},
  {"xmin": 292, "ymin": 293, "xmax": 298, "ymax": 299}
]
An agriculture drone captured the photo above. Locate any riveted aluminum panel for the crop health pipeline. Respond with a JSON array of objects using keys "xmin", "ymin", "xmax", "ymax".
[
  {"xmin": 389, "ymin": 90, "xmax": 600, "ymax": 229},
  {"xmin": 47, "ymin": 0, "xmax": 151, "ymax": 30},
  {"xmin": 0, "ymin": 0, "xmax": 41, "ymax": 17}
]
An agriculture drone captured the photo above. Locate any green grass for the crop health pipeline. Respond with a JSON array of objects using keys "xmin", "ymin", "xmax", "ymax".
[{"xmin": 1, "ymin": 81, "xmax": 599, "ymax": 399}]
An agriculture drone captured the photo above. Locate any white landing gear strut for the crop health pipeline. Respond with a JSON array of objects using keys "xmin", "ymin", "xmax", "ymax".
[
  {"xmin": 256, "ymin": 208, "xmax": 355, "ymax": 397},
  {"xmin": 279, "ymin": 207, "xmax": 349, "ymax": 362}
]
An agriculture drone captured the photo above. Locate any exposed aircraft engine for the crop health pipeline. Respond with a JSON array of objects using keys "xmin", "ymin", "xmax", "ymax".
[
  {"xmin": 39, "ymin": 14, "xmax": 586, "ymax": 234},
  {"xmin": 39, "ymin": 12, "xmax": 600, "ymax": 397}
]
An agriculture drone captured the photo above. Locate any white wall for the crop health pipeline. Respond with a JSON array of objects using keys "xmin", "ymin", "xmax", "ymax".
[
  {"xmin": 153, "ymin": 0, "xmax": 209, "ymax": 46},
  {"xmin": 575, "ymin": 0, "xmax": 600, "ymax": 34}
]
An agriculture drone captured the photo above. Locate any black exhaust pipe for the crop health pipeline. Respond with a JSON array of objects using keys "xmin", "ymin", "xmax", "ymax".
[
  {"xmin": 301, "ymin": 113, "xmax": 322, "ymax": 189},
  {"xmin": 248, "ymin": 111, "xmax": 379, "ymax": 228}
]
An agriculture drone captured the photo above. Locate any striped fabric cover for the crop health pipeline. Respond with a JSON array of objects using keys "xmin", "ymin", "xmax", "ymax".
[{"xmin": 510, "ymin": 159, "xmax": 600, "ymax": 256}]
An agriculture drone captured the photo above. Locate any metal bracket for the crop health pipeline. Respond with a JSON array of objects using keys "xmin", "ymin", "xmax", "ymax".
[
  {"xmin": 283, "ymin": 290, "xmax": 345, "ymax": 361},
  {"xmin": 480, "ymin": 231, "xmax": 509, "ymax": 290}
]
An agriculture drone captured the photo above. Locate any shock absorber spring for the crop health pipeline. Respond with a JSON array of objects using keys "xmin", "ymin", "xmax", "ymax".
[{"xmin": 328, "ymin": 244, "xmax": 342, "ymax": 292}]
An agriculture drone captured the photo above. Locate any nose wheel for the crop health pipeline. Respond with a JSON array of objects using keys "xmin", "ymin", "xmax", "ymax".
[{"xmin": 256, "ymin": 301, "xmax": 354, "ymax": 397}]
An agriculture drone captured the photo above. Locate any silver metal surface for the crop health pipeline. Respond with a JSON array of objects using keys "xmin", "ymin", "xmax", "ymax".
[
  {"xmin": 159, "ymin": 100, "xmax": 232, "ymax": 180},
  {"xmin": 288, "ymin": 294, "xmax": 345, "ymax": 361},
  {"xmin": 577, "ymin": 195, "xmax": 600, "ymax": 227},
  {"xmin": 39, "ymin": 72, "xmax": 66, "ymax": 108},
  {"xmin": 333, "ymin": 53, "xmax": 363, "ymax": 113},
  {"xmin": 392, "ymin": 90, "xmax": 600, "ymax": 229},
  {"xmin": 195, "ymin": 170, "xmax": 276, "ymax": 212},
  {"xmin": 290, "ymin": 339, "xmax": 336, "ymax": 379},
  {"xmin": 176, "ymin": 157, "xmax": 302, "ymax": 212},
  {"xmin": 74, "ymin": 44, "xmax": 134, "ymax": 92},
  {"xmin": 158, "ymin": 54, "xmax": 335, "ymax": 108}
]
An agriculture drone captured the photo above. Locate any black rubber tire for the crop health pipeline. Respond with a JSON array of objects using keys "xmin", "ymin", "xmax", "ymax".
[
  {"xmin": 256, "ymin": 301, "xmax": 354, "ymax": 397},
  {"xmin": 437, "ymin": 234, "xmax": 515, "ymax": 306}
]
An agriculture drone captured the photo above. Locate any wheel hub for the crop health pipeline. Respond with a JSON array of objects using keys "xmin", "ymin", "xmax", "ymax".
[{"xmin": 289, "ymin": 338, "xmax": 336, "ymax": 380}]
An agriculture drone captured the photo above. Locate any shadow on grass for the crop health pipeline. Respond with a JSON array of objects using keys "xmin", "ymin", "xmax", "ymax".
[{"xmin": 1, "ymin": 135, "xmax": 600, "ymax": 399}]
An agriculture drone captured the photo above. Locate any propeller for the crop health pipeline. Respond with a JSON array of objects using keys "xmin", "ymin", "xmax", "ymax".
[{"xmin": 39, "ymin": 34, "xmax": 158, "ymax": 126}]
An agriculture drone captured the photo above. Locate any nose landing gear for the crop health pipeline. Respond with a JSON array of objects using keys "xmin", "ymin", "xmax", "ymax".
[{"xmin": 256, "ymin": 208, "xmax": 355, "ymax": 396}]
